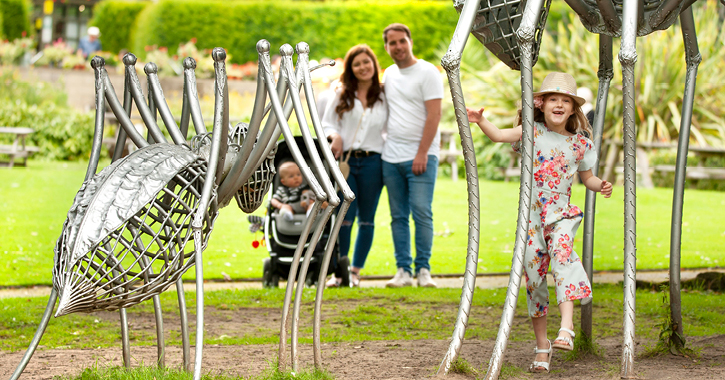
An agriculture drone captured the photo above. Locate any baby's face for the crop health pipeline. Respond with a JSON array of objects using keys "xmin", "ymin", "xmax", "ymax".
[{"xmin": 279, "ymin": 163, "xmax": 303, "ymax": 188}]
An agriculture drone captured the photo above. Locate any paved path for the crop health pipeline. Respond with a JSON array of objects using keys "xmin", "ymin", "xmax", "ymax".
[{"xmin": 1, "ymin": 269, "xmax": 721, "ymax": 299}]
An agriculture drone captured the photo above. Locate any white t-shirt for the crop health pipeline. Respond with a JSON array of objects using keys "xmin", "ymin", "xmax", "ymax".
[
  {"xmin": 321, "ymin": 90, "xmax": 387, "ymax": 153},
  {"xmin": 381, "ymin": 59, "xmax": 444, "ymax": 163}
]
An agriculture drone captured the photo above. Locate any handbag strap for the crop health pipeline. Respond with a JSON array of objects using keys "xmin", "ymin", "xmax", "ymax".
[{"xmin": 341, "ymin": 109, "xmax": 366, "ymax": 164}]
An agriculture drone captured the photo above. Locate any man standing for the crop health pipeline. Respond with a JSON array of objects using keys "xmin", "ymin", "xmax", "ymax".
[
  {"xmin": 382, "ymin": 23, "xmax": 443, "ymax": 288},
  {"xmin": 78, "ymin": 26, "xmax": 102, "ymax": 59}
]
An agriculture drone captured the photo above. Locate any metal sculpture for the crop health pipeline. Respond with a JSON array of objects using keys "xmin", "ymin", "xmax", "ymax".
[
  {"xmin": 438, "ymin": 0, "xmax": 705, "ymax": 378},
  {"xmin": 9, "ymin": 40, "xmax": 353, "ymax": 380}
]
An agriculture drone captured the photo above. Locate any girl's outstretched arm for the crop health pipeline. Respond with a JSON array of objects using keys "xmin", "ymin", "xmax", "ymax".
[
  {"xmin": 579, "ymin": 170, "xmax": 613, "ymax": 198},
  {"xmin": 467, "ymin": 107, "xmax": 522, "ymax": 143}
]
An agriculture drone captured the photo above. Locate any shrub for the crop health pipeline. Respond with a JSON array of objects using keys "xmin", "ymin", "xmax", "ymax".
[
  {"xmin": 90, "ymin": 0, "xmax": 148, "ymax": 56},
  {"xmin": 127, "ymin": 0, "xmax": 459, "ymax": 67},
  {"xmin": 0, "ymin": 0, "xmax": 30, "ymax": 40},
  {"xmin": 0, "ymin": 69, "xmax": 96, "ymax": 160}
]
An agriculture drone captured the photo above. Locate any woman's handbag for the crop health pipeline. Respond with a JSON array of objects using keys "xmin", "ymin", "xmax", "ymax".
[{"xmin": 338, "ymin": 110, "xmax": 365, "ymax": 180}]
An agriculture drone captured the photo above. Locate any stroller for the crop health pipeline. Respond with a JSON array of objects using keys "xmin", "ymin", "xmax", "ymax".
[{"xmin": 257, "ymin": 136, "xmax": 350, "ymax": 288}]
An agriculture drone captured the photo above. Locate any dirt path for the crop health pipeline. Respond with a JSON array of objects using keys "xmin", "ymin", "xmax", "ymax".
[{"xmin": 2, "ymin": 335, "xmax": 724, "ymax": 379}]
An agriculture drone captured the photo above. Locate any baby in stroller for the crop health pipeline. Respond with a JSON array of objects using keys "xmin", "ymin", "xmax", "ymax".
[
  {"xmin": 259, "ymin": 136, "xmax": 349, "ymax": 288},
  {"xmin": 271, "ymin": 161, "xmax": 326, "ymax": 220}
]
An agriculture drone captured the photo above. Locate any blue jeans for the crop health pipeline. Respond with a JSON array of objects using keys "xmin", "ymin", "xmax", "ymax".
[
  {"xmin": 382, "ymin": 155, "xmax": 438, "ymax": 275},
  {"xmin": 338, "ymin": 154, "xmax": 384, "ymax": 269}
]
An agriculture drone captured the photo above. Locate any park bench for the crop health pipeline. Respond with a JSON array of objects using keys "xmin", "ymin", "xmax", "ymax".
[{"xmin": 0, "ymin": 127, "xmax": 39, "ymax": 168}]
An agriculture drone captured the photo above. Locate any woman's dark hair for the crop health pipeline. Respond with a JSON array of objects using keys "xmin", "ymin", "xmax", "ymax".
[{"xmin": 335, "ymin": 44, "xmax": 383, "ymax": 119}]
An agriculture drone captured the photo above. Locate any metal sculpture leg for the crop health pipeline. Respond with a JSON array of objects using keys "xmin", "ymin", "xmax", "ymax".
[
  {"xmin": 580, "ymin": 34, "xmax": 614, "ymax": 339},
  {"xmin": 8, "ymin": 290, "xmax": 58, "ymax": 380},
  {"xmin": 483, "ymin": 2, "xmax": 543, "ymax": 379},
  {"xmin": 437, "ymin": 0, "xmax": 481, "ymax": 374},
  {"xmin": 176, "ymin": 278, "xmax": 191, "ymax": 371},
  {"xmin": 619, "ymin": 0, "xmax": 639, "ymax": 376},
  {"xmin": 669, "ymin": 6, "xmax": 700, "ymax": 348}
]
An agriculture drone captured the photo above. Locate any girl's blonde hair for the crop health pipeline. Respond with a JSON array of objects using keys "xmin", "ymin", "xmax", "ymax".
[{"xmin": 514, "ymin": 94, "xmax": 592, "ymax": 136}]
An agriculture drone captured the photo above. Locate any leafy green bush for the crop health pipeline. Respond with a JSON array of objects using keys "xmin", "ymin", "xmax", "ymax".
[
  {"xmin": 127, "ymin": 0, "xmax": 459, "ymax": 67},
  {"xmin": 0, "ymin": 0, "xmax": 30, "ymax": 40},
  {"xmin": 450, "ymin": 0, "xmax": 725, "ymax": 188},
  {"xmin": 0, "ymin": 5, "xmax": 4, "ymax": 40},
  {"xmin": 0, "ymin": 70, "xmax": 96, "ymax": 161},
  {"xmin": 90, "ymin": 0, "xmax": 148, "ymax": 56}
]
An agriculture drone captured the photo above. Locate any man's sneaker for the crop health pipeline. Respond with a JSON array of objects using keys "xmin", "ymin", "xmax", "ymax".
[
  {"xmin": 386, "ymin": 268, "xmax": 413, "ymax": 288},
  {"xmin": 417, "ymin": 268, "xmax": 437, "ymax": 288}
]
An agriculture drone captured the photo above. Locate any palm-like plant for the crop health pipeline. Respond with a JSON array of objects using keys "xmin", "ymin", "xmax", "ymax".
[{"xmin": 445, "ymin": 0, "xmax": 725, "ymax": 178}]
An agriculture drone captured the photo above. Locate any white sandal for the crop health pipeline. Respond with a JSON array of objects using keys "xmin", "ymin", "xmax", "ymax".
[
  {"xmin": 529, "ymin": 339, "xmax": 553, "ymax": 373},
  {"xmin": 552, "ymin": 327, "xmax": 575, "ymax": 351}
]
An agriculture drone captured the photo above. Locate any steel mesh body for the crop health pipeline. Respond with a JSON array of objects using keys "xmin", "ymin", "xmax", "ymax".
[
  {"xmin": 456, "ymin": 0, "xmax": 551, "ymax": 70},
  {"xmin": 230, "ymin": 123, "xmax": 276, "ymax": 213},
  {"xmin": 53, "ymin": 159, "xmax": 216, "ymax": 315}
]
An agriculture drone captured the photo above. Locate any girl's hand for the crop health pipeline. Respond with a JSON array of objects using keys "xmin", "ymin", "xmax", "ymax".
[
  {"xmin": 601, "ymin": 180, "xmax": 613, "ymax": 198},
  {"xmin": 466, "ymin": 107, "xmax": 485, "ymax": 124}
]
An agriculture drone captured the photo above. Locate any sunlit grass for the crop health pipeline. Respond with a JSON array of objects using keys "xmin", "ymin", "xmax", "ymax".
[
  {"xmin": 1, "ymin": 284, "xmax": 723, "ymax": 352},
  {"xmin": 1, "ymin": 160, "xmax": 724, "ymax": 286}
]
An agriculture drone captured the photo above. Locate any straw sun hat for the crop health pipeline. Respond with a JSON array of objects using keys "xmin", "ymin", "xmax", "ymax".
[{"xmin": 532, "ymin": 72, "xmax": 586, "ymax": 106}]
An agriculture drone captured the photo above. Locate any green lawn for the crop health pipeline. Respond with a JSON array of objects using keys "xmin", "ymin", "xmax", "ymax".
[
  {"xmin": 0, "ymin": 159, "xmax": 723, "ymax": 286},
  {"xmin": 2, "ymin": 284, "xmax": 724, "ymax": 352}
]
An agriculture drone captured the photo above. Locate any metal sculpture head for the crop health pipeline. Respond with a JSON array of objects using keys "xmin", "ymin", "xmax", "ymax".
[{"xmin": 454, "ymin": 0, "xmax": 552, "ymax": 70}]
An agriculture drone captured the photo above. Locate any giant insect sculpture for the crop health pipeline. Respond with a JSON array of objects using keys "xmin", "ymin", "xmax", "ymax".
[
  {"xmin": 437, "ymin": 0, "xmax": 708, "ymax": 378},
  {"xmin": 9, "ymin": 41, "xmax": 354, "ymax": 380}
]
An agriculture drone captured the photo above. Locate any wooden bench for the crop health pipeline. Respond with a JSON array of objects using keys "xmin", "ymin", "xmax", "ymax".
[
  {"xmin": 439, "ymin": 129, "xmax": 463, "ymax": 181},
  {"xmin": 0, "ymin": 127, "xmax": 39, "ymax": 168},
  {"xmin": 601, "ymin": 139, "xmax": 725, "ymax": 188}
]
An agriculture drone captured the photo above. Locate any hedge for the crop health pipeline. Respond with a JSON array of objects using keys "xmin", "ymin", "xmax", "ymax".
[
  {"xmin": 0, "ymin": 0, "xmax": 29, "ymax": 40},
  {"xmin": 126, "ymin": 0, "xmax": 460, "ymax": 67},
  {"xmin": 0, "ymin": 5, "xmax": 4, "ymax": 39},
  {"xmin": 90, "ymin": 0, "xmax": 148, "ymax": 56}
]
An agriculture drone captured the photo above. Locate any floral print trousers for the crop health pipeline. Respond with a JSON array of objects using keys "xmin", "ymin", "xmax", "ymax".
[{"xmin": 523, "ymin": 213, "xmax": 593, "ymax": 318}]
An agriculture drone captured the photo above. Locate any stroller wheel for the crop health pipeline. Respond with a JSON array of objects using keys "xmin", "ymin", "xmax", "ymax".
[
  {"xmin": 336, "ymin": 256, "xmax": 351, "ymax": 288},
  {"xmin": 262, "ymin": 258, "xmax": 278, "ymax": 288}
]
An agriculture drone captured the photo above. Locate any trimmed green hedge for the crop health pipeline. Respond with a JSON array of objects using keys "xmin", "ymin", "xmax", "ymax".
[
  {"xmin": 0, "ymin": 5, "xmax": 4, "ymax": 39},
  {"xmin": 0, "ymin": 0, "xmax": 30, "ymax": 40},
  {"xmin": 127, "ymin": 0, "xmax": 459, "ymax": 67},
  {"xmin": 90, "ymin": 0, "xmax": 148, "ymax": 56}
]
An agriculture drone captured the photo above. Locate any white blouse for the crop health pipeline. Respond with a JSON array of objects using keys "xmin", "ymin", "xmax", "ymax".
[{"xmin": 321, "ymin": 90, "xmax": 387, "ymax": 153}]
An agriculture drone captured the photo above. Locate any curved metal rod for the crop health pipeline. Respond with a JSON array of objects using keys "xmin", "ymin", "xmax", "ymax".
[
  {"xmin": 217, "ymin": 41, "xmax": 270, "ymax": 203},
  {"xmin": 280, "ymin": 45, "xmax": 335, "ymax": 206},
  {"xmin": 145, "ymin": 63, "xmax": 187, "ymax": 145},
  {"xmin": 276, "ymin": 199, "xmax": 324, "ymax": 371},
  {"xmin": 147, "ymin": 65, "xmax": 158, "ymax": 144},
  {"xmin": 122, "ymin": 54, "xmax": 167, "ymax": 144},
  {"xmin": 312, "ymin": 202, "xmax": 349, "ymax": 367},
  {"xmin": 111, "ymin": 63, "xmax": 133, "ymax": 162},
  {"xmin": 669, "ymin": 6, "xmax": 700, "ymax": 348},
  {"xmin": 619, "ymin": 0, "xmax": 639, "ymax": 376},
  {"xmin": 436, "ymin": 0, "xmax": 480, "ymax": 373},
  {"xmin": 291, "ymin": 204, "xmax": 333, "ymax": 371},
  {"xmin": 182, "ymin": 58, "xmax": 207, "ymax": 135},
  {"xmin": 211, "ymin": 52, "xmax": 231, "ymax": 186},
  {"xmin": 190, "ymin": 48, "xmax": 228, "ymax": 380},
  {"xmin": 119, "ymin": 308, "xmax": 131, "ymax": 368},
  {"xmin": 87, "ymin": 56, "xmax": 108, "ymax": 179},
  {"xmin": 484, "ymin": 1, "xmax": 542, "ymax": 378},
  {"xmin": 296, "ymin": 42, "xmax": 356, "ymax": 368},
  {"xmin": 8, "ymin": 290, "xmax": 58, "ymax": 380},
  {"xmin": 104, "ymin": 60, "xmax": 150, "ymax": 149},
  {"xmin": 581, "ymin": 34, "xmax": 614, "ymax": 339},
  {"xmin": 176, "ymin": 278, "xmax": 191, "ymax": 371}
]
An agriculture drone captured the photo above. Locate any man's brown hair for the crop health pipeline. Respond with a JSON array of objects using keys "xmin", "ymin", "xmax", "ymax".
[{"xmin": 383, "ymin": 23, "xmax": 412, "ymax": 44}]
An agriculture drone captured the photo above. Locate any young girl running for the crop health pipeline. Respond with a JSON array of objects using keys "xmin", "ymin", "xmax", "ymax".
[{"xmin": 467, "ymin": 72, "xmax": 613, "ymax": 373}]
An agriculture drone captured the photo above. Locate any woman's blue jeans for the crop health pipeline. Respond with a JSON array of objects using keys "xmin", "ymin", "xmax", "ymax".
[
  {"xmin": 338, "ymin": 154, "xmax": 384, "ymax": 269},
  {"xmin": 382, "ymin": 155, "xmax": 437, "ymax": 275}
]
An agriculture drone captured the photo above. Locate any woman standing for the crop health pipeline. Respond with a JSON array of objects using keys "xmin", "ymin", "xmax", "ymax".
[{"xmin": 322, "ymin": 44, "xmax": 387, "ymax": 287}]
